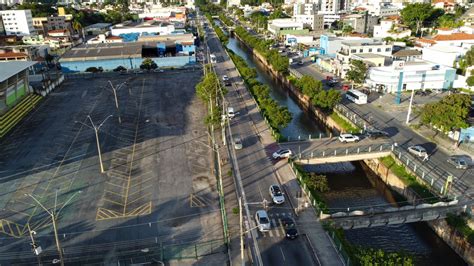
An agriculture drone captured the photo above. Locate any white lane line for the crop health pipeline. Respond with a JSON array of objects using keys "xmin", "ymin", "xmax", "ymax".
[
  {"xmin": 272, "ymin": 219, "xmax": 280, "ymax": 237},
  {"xmin": 280, "ymin": 247, "xmax": 286, "ymax": 261},
  {"xmin": 268, "ymin": 228, "xmax": 274, "ymax": 237},
  {"xmin": 278, "ymin": 219, "xmax": 286, "ymax": 236}
]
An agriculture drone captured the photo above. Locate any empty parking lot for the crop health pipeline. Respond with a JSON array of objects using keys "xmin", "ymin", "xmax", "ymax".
[{"xmin": 0, "ymin": 70, "xmax": 225, "ymax": 264}]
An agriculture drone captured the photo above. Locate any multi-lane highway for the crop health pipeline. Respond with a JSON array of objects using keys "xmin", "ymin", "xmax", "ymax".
[{"xmin": 200, "ymin": 12, "xmax": 320, "ymax": 266}]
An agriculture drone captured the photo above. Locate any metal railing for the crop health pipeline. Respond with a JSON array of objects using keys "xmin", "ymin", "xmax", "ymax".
[{"xmin": 296, "ymin": 142, "xmax": 393, "ymax": 161}]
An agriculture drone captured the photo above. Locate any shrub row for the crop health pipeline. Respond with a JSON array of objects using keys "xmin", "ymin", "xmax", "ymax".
[{"xmin": 228, "ymin": 50, "xmax": 291, "ymax": 140}]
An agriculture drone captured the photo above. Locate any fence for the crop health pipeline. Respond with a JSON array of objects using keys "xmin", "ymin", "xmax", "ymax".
[
  {"xmin": 296, "ymin": 142, "xmax": 393, "ymax": 161},
  {"xmin": 334, "ymin": 103, "xmax": 469, "ymax": 198}
]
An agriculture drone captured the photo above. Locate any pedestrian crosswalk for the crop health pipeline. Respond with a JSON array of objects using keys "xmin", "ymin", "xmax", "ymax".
[{"xmin": 258, "ymin": 212, "xmax": 294, "ymax": 238}]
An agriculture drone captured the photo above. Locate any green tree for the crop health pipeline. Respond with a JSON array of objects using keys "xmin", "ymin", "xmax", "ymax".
[
  {"xmin": 295, "ymin": 75, "xmax": 322, "ymax": 98},
  {"xmin": 342, "ymin": 24, "xmax": 353, "ymax": 35},
  {"xmin": 420, "ymin": 94, "xmax": 471, "ymax": 132},
  {"xmin": 269, "ymin": 8, "xmax": 288, "ymax": 20},
  {"xmin": 400, "ymin": 3, "xmax": 440, "ymax": 35},
  {"xmin": 437, "ymin": 14, "xmax": 464, "ymax": 29},
  {"xmin": 312, "ymin": 89, "xmax": 341, "ymax": 110},
  {"xmin": 140, "ymin": 58, "xmax": 157, "ymax": 70},
  {"xmin": 355, "ymin": 248, "xmax": 414, "ymax": 266},
  {"xmin": 346, "ymin": 60, "xmax": 367, "ymax": 86},
  {"xmin": 466, "ymin": 76, "xmax": 474, "ymax": 86},
  {"xmin": 305, "ymin": 173, "xmax": 329, "ymax": 193}
]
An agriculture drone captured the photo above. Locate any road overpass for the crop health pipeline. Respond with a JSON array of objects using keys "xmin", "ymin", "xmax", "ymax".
[
  {"xmin": 280, "ymin": 138, "xmax": 393, "ymax": 164},
  {"xmin": 320, "ymin": 199, "xmax": 470, "ymax": 230}
]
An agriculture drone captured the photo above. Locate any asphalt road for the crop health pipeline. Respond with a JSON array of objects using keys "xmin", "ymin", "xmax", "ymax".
[{"xmin": 203, "ymin": 15, "xmax": 318, "ymax": 266}]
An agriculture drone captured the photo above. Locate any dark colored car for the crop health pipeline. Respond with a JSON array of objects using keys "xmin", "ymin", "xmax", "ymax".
[
  {"xmin": 281, "ymin": 217, "xmax": 298, "ymax": 239},
  {"xmin": 366, "ymin": 130, "xmax": 389, "ymax": 139}
]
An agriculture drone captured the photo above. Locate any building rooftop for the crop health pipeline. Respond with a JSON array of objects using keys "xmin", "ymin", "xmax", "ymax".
[
  {"xmin": 112, "ymin": 20, "xmax": 171, "ymax": 29},
  {"xmin": 85, "ymin": 23, "xmax": 112, "ymax": 30},
  {"xmin": 59, "ymin": 42, "xmax": 143, "ymax": 62},
  {"xmin": 352, "ymin": 53, "xmax": 386, "ymax": 59},
  {"xmin": 433, "ymin": 33, "xmax": 474, "ymax": 41},
  {"xmin": 341, "ymin": 39, "xmax": 386, "ymax": 46},
  {"xmin": 392, "ymin": 49, "xmax": 422, "ymax": 57},
  {"xmin": 0, "ymin": 61, "xmax": 37, "ymax": 83}
]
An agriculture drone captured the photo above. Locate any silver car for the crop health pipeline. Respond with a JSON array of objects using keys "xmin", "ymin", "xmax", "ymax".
[
  {"xmin": 269, "ymin": 184, "xmax": 285, "ymax": 204},
  {"xmin": 234, "ymin": 137, "xmax": 243, "ymax": 150},
  {"xmin": 255, "ymin": 210, "xmax": 271, "ymax": 232},
  {"xmin": 407, "ymin": 145, "xmax": 427, "ymax": 157},
  {"xmin": 447, "ymin": 156, "xmax": 468, "ymax": 169}
]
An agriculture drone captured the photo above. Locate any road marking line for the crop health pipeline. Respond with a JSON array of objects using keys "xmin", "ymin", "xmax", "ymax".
[
  {"xmin": 280, "ymin": 247, "xmax": 286, "ymax": 261},
  {"xmin": 272, "ymin": 219, "xmax": 280, "ymax": 237},
  {"xmin": 268, "ymin": 229, "xmax": 274, "ymax": 237}
]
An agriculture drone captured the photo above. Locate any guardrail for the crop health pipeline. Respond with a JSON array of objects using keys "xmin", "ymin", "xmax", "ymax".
[
  {"xmin": 334, "ymin": 104, "xmax": 470, "ymax": 198},
  {"xmin": 296, "ymin": 142, "xmax": 393, "ymax": 161}
]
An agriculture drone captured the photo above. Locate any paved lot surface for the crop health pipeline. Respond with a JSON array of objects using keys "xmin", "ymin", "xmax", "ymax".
[{"xmin": 0, "ymin": 70, "xmax": 225, "ymax": 264}]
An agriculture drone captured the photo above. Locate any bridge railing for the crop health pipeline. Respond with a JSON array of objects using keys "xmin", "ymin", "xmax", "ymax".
[
  {"xmin": 295, "ymin": 142, "xmax": 393, "ymax": 161},
  {"xmin": 333, "ymin": 104, "xmax": 470, "ymax": 198}
]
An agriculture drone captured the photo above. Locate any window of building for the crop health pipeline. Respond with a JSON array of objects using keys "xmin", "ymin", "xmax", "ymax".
[
  {"xmin": 385, "ymin": 48, "xmax": 391, "ymax": 52},
  {"xmin": 377, "ymin": 48, "xmax": 381, "ymax": 52},
  {"xmin": 350, "ymin": 49, "xmax": 356, "ymax": 53},
  {"xmin": 369, "ymin": 48, "xmax": 372, "ymax": 52},
  {"xmin": 359, "ymin": 49, "xmax": 363, "ymax": 53}
]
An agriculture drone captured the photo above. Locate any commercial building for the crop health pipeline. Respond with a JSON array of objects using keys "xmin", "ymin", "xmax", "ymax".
[
  {"xmin": 84, "ymin": 23, "xmax": 112, "ymax": 35},
  {"xmin": 59, "ymin": 41, "xmax": 195, "ymax": 73},
  {"xmin": 0, "ymin": 10, "xmax": 36, "ymax": 36},
  {"xmin": 422, "ymin": 45, "xmax": 469, "ymax": 67},
  {"xmin": 342, "ymin": 12, "xmax": 378, "ymax": 34},
  {"xmin": 365, "ymin": 61, "xmax": 456, "ymax": 93},
  {"xmin": 111, "ymin": 21, "xmax": 176, "ymax": 39},
  {"xmin": 268, "ymin": 19, "xmax": 304, "ymax": 35},
  {"xmin": 0, "ymin": 61, "xmax": 37, "ymax": 113}
]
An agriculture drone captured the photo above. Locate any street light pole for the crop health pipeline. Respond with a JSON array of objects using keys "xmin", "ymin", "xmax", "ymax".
[
  {"xmin": 406, "ymin": 89, "xmax": 415, "ymax": 124},
  {"xmin": 108, "ymin": 81, "xmax": 126, "ymax": 124},
  {"xmin": 26, "ymin": 190, "xmax": 81, "ymax": 266},
  {"xmin": 75, "ymin": 115, "xmax": 113, "ymax": 173}
]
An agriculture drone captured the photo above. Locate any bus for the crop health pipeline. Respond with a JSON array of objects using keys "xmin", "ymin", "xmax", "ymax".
[
  {"xmin": 345, "ymin": 89, "xmax": 368, "ymax": 105},
  {"xmin": 210, "ymin": 54, "xmax": 217, "ymax": 63}
]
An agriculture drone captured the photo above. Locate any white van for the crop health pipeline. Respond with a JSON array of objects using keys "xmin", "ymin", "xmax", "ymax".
[{"xmin": 227, "ymin": 107, "xmax": 235, "ymax": 118}]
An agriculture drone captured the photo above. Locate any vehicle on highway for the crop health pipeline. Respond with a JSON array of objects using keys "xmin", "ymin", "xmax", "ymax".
[
  {"xmin": 255, "ymin": 210, "xmax": 271, "ymax": 232},
  {"xmin": 227, "ymin": 107, "xmax": 235, "ymax": 119},
  {"xmin": 338, "ymin": 133, "xmax": 360, "ymax": 143},
  {"xmin": 366, "ymin": 130, "xmax": 389, "ymax": 139},
  {"xmin": 222, "ymin": 75, "xmax": 231, "ymax": 86},
  {"xmin": 134, "ymin": 70, "xmax": 144, "ymax": 74},
  {"xmin": 272, "ymin": 149, "xmax": 292, "ymax": 159},
  {"xmin": 210, "ymin": 54, "xmax": 217, "ymax": 63},
  {"xmin": 269, "ymin": 184, "xmax": 285, "ymax": 204},
  {"xmin": 447, "ymin": 156, "xmax": 468, "ymax": 169},
  {"xmin": 407, "ymin": 145, "xmax": 428, "ymax": 157},
  {"xmin": 234, "ymin": 137, "xmax": 243, "ymax": 150},
  {"xmin": 345, "ymin": 89, "xmax": 368, "ymax": 104},
  {"xmin": 281, "ymin": 217, "xmax": 298, "ymax": 239},
  {"xmin": 298, "ymin": 61, "xmax": 304, "ymax": 65},
  {"xmin": 153, "ymin": 68, "xmax": 164, "ymax": 73}
]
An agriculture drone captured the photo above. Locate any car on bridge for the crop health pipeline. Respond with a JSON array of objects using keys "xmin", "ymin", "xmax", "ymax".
[
  {"xmin": 447, "ymin": 156, "xmax": 468, "ymax": 169},
  {"xmin": 272, "ymin": 149, "xmax": 292, "ymax": 159},
  {"xmin": 269, "ymin": 184, "xmax": 285, "ymax": 204},
  {"xmin": 407, "ymin": 145, "xmax": 428, "ymax": 157},
  {"xmin": 255, "ymin": 210, "xmax": 271, "ymax": 232},
  {"xmin": 338, "ymin": 133, "xmax": 360, "ymax": 143},
  {"xmin": 366, "ymin": 130, "xmax": 389, "ymax": 140}
]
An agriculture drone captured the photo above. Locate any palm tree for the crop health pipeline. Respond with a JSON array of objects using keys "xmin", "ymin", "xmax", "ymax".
[{"xmin": 73, "ymin": 20, "xmax": 84, "ymax": 41}]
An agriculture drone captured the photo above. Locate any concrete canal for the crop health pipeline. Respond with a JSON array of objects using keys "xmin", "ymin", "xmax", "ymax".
[{"xmin": 226, "ymin": 35, "xmax": 466, "ymax": 265}]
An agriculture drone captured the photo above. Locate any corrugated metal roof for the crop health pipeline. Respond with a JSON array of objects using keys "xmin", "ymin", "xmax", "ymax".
[{"xmin": 0, "ymin": 61, "xmax": 37, "ymax": 83}]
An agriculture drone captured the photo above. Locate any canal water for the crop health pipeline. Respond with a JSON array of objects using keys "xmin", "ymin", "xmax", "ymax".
[{"xmin": 226, "ymin": 34, "xmax": 466, "ymax": 265}]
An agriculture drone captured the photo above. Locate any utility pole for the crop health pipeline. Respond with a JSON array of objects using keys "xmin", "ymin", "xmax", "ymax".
[
  {"xmin": 26, "ymin": 190, "xmax": 81, "ymax": 266},
  {"xmin": 406, "ymin": 89, "xmax": 415, "ymax": 124},
  {"xmin": 27, "ymin": 223, "xmax": 42, "ymax": 266},
  {"xmin": 108, "ymin": 81, "xmax": 126, "ymax": 124},
  {"xmin": 239, "ymin": 196, "xmax": 244, "ymax": 265},
  {"xmin": 75, "ymin": 115, "xmax": 113, "ymax": 173}
]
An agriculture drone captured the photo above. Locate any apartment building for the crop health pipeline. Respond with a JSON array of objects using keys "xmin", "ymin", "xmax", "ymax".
[{"xmin": 0, "ymin": 10, "xmax": 36, "ymax": 36}]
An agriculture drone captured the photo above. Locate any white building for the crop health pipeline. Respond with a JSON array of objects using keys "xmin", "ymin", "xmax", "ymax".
[
  {"xmin": 365, "ymin": 61, "xmax": 456, "ymax": 93},
  {"xmin": 267, "ymin": 19, "xmax": 304, "ymax": 35},
  {"xmin": 422, "ymin": 45, "xmax": 469, "ymax": 67},
  {"xmin": 373, "ymin": 18, "xmax": 411, "ymax": 39},
  {"xmin": 0, "ymin": 0, "xmax": 23, "ymax": 6},
  {"xmin": 0, "ymin": 10, "xmax": 36, "ymax": 36},
  {"xmin": 110, "ymin": 21, "xmax": 175, "ymax": 37}
]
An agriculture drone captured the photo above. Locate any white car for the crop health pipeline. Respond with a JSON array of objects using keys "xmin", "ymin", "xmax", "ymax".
[
  {"xmin": 338, "ymin": 134, "xmax": 360, "ymax": 143},
  {"xmin": 234, "ymin": 137, "xmax": 243, "ymax": 150},
  {"xmin": 269, "ymin": 184, "xmax": 285, "ymax": 204},
  {"xmin": 227, "ymin": 107, "xmax": 235, "ymax": 119},
  {"xmin": 407, "ymin": 145, "xmax": 427, "ymax": 157},
  {"xmin": 255, "ymin": 210, "xmax": 271, "ymax": 232},
  {"xmin": 222, "ymin": 75, "xmax": 229, "ymax": 81},
  {"xmin": 272, "ymin": 149, "xmax": 292, "ymax": 159},
  {"xmin": 447, "ymin": 156, "xmax": 468, "ymax": 169}
]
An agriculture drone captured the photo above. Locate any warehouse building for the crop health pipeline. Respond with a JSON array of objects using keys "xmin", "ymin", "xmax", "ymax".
[
  {"xmin": 0, "ymin": 61, "xmax": 37, "ymax": 114},
  {"xmin": 59, "ymin": 39, "xmax": 196, "ymax": 73}
]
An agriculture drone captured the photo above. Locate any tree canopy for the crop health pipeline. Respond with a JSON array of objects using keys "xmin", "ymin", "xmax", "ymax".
[
  {"xmin": 140, "ymin": 58, "xmax": 157, "ymax": 70},
  {"xmin": 346, "ymin": 60, "xmax": 367, "ymax": 85},
  {"xmin": 400, "ymin": 3, "xmax": 443, "ymax": 35},
  {"xmin": 420, "ymin": 94, "xmax": 471, "ymax": 132},
  {"xmin": 293, "ymin": 75, "xmax": 341, "ymax": 110}
]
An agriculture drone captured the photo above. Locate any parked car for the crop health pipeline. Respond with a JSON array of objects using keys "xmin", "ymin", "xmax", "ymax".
[
  {"xmin": 447, "ymin": 156, "xmax": 468, "ymax": 169},
  {"xmin": 338, "ymin": 134, "xmax": 360, "ymax": 143},
  {"xmin": 407, "ymin": 145, "xmax": 427, "ymax": 157},
  {"xmin": 269, "ymin": 184, "xmax": 285, "ymax": 204},
  {"xmin": 281, "ymin": 217, "xmax": 298, "ymax": 239},
  {"xmin": 255, "ymin": 210, "xmax": 271, "ymax": 232},
  {"xmin": 272, "ymin": 149, "xmax": 292, "ymax": 159},
  {"xmin": 222, "ymin": 75, "xmax": 229, "ymax": 81},
  {"xmin": 153, "ymin": 68, "xmax": 164, "ymax": 73},
  {"xmin": 366, "ymin": 130, "xmax": 389, "ymax": 139},
  {"xmin": 234, "ymin": 137, "xmax": 243, "ymax": 150},
  {"xmin": 227, "ymin": 107, "xmax": 235, "ymax": 119}
]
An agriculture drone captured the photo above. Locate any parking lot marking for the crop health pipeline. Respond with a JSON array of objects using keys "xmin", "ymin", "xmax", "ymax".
[
  {"xmin": 0, "ymin": 219, "xmax": 24, "ymax": 238},
  {"xmin": 190, "ymin": 194, "xmax": 207, "ymax": 207}
]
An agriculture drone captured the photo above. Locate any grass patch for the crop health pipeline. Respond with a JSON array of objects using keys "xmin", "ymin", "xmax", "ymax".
[
  {"xmin": 446, "ymin": 213, "xmax": 474, "ymax": 245},
  {"xmin": 291, "ymin": 161, "xmax": 329, "ymax": 212},
  {"xmin": 330, "ymin": 112, "xmax": 361, "ymax": 133},
  {"xmin": 379, "ymin": 156, "xmax": 437, "ymax": 203},
  {"xmin": 232, "ymin": 207, "xmax": 239, "ymax": 215}
]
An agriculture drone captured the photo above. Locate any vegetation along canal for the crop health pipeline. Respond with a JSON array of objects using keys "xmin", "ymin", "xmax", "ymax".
[{"xmin": 226, "ymin": 35, "xmax": 466, "ymax": 265}]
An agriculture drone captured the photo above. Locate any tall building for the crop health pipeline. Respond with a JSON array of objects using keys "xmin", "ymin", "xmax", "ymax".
[{"xmin": 0, "ymin": 10, "xmax": 36, "ymax": 36}]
